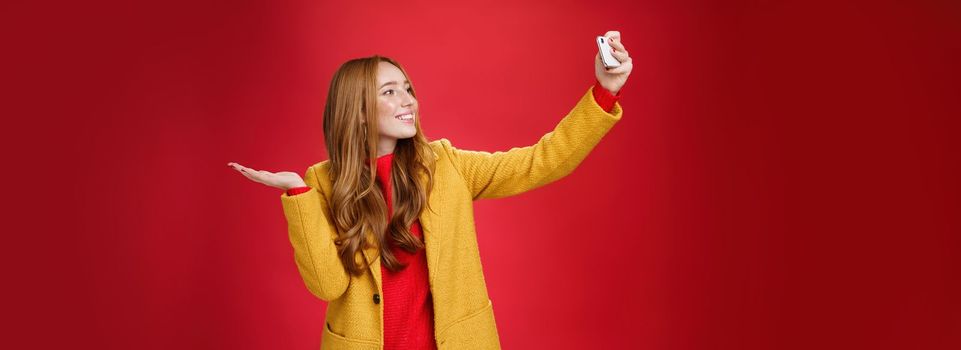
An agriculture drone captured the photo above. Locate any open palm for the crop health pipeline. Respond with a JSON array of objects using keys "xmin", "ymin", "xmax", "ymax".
[{"xmin": 227, "ymin": 162, "xmax": 307, "ymax": 190}]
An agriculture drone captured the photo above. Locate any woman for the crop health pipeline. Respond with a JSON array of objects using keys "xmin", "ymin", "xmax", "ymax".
[{"xmin": 228, "ymin": 30, "xmax": 632, "ymax": 350}]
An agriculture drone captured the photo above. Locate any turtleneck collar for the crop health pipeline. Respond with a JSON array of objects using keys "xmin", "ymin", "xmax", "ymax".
[{"xmin": 365, "ymin": 152, "xmax": 394, "ymax": 164}]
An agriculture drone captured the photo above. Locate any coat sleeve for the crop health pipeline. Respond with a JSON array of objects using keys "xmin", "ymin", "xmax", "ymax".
[
  {"xmin": 279, "ymin": 165, "xmax": 349, "ymax": 301},
  {"xmin": 442, "ymin": 85, "xmax": 623, "ymax": 200}
]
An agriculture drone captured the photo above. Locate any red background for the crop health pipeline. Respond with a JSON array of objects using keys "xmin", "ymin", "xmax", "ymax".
[{"xmin": 4, "ymin": 0, "xmax": 959, "ymax": 349}]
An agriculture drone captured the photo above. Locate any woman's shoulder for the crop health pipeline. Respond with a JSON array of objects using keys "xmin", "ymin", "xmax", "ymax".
[
  {"xmin": 308, "ymin": 160, "xmax": 331, "ymax": 172},
  {"xmin": 428, "ymin": 138, "xmax": 454, "ymax": 154},
  {"xmin": 303, "ymin": 160, "xmax": 332, "ymax": 185}
]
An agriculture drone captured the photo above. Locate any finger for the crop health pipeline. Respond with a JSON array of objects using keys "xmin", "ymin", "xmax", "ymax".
[
  {"xmin": 230, "ymin": 162, "xmax": 255, "ymax": 174},
  {"xmin": 239, "ymin": 169, "xmax": 262, "ymax": 183},
  {"xmin": 611, "ymin": 49, "xmax": 630, "ymax": 63},
  {"xmin": 241, "ymin": 164, "xmax": 266, "ymax": 174},
  {"xmin": 604, "ymin": 30, "xmax": 621, "ymax": 41},
  {"xmin": 247, "ymin": 168, "xmax": 271, "ymax": 178},
  {"xmin": 236, "ymin": 164, "xmax": 262, "ymax": 179},
  {"xmin": 605, "ymin": 61, "xmax": 632, "ymax": 75},
  {"xmin": 248, "ymin": 169, "xmax": 275, "ymax": 184},
  {"xmin": 609, "ymin": 38, "xmax": 627, "ymax": 52}
]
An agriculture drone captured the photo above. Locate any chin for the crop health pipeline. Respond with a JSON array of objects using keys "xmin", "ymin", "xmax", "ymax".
[
  {"xmin": 398, "ymin": 129, "xmax": 418, "ymax": 139},
  {"xmin": 387, "ymin": 132, "xmax": 417, "ymax": 140}
]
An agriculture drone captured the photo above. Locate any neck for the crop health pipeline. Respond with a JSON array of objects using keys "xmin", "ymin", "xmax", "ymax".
[{"xmin": 377, "ymin": 137, "xmax": 397, "ymax": 157}]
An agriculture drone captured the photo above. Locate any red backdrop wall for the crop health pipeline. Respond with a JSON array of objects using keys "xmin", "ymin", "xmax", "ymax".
[{"xmin": 5, "ymin": 0, "xmax": 959, "ymax": 349}]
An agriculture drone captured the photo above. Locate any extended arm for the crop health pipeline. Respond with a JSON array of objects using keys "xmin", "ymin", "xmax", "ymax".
[{"xmin": 444, "ymin": 83, "xmax": 623, "ymax": 200}]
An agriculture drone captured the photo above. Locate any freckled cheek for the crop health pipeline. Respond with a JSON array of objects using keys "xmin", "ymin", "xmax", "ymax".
[{"xmin": 379, "ymin": 101, "xmax": 397, "ymax": 119}]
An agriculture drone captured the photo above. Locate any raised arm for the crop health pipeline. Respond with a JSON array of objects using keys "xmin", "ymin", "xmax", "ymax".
[
  {"xmin": 441, "ymin": 30, "xmax": 631, "ymax": 200},
  {"xmin": 442, "ymin": 84, "xmax": 623, "ymax": 200}
]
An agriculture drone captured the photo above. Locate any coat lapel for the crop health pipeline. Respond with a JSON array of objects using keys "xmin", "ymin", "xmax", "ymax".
[
  {"xmin": 420, "ymin": 204, "xmax": 440, "ymax": 286},
  {"xmin": 362, "ymin": 235, "xmax": 382, "ymax": 293},
  {"xmin": 418, "ymin": 160, "xmax": 445, "ymax": 287}
]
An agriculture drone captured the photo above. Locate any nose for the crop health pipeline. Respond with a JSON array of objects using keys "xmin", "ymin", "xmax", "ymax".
[{"xmin": 401, "ymin": 89, "xmax": 415, "ymax": 107}]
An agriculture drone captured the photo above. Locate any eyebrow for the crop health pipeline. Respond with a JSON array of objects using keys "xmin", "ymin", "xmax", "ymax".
[{"xmin": 379, "ymin": 80, "xmax": 410, "ymax": 89}]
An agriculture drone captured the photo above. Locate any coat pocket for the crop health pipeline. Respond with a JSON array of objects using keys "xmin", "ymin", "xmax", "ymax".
[
  {"xmin": 436, "ymin": 299, "xmax": 501, "ymax": 349},
  {"xmin": 321, "ymin": 322, "xmax": 380, "ymax": 350}
]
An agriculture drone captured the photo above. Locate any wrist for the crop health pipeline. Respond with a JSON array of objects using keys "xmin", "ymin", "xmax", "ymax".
[
  {"xmin": 593, "ymin": 80, "xmax": 621, "ymax": 112},
  {"xmin": 601, "ymin": 83, "xmax": 620, "ymax": 96}
]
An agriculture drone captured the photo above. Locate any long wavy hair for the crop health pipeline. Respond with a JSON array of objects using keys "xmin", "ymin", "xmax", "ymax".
[{"xmin": 322, "ymin": 55, "xmax": 436, "ymax": 276}]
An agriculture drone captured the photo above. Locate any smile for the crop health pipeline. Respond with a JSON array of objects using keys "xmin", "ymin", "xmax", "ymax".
[{"xmin": 395, "ymin": 113, "xmax": 415, "ymax": 123}]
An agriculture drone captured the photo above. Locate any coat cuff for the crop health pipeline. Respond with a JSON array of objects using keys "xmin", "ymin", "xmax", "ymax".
[
  {"xmin": 286, "ymin": 186, "xmax": 311, "ymax": 196},
  {"xmin": 592, "ymin": 80, "xmax": 621, "ymax": 113}
]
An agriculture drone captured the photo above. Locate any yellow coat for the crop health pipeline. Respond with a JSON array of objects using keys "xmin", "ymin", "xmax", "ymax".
[{"xmin": 280, "ymin": 86, "xmax": 623, "ymax": 349}]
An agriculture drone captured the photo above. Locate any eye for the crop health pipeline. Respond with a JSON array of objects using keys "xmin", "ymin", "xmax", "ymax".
[{"xmin": 382, "ymin": 85, "xmax": 413, "ymax": 96}]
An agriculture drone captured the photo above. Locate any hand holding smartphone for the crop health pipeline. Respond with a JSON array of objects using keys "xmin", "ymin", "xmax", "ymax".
[{"xmin": 597, "ymin": 36, "xmax": 621, "ymax": 69}]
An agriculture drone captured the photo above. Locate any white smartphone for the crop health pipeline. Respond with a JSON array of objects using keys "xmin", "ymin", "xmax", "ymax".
[{"xmin": 597, "ymin": 36, "xmax": 621, "ymax": 69}]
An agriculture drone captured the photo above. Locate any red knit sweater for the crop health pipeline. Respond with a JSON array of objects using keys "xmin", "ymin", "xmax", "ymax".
[
  {"xmin": 285, "ymin": 81, "xmax": 620, "ymax": 348},
  {"xmin": 373, "ymin": 152, "xmax": 436, "ymax": 349}
]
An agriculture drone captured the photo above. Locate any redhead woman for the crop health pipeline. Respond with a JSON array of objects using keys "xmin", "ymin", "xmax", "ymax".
[{"xmin": 228, "ymin": 30, "xmax": 632, "ymax": 350}]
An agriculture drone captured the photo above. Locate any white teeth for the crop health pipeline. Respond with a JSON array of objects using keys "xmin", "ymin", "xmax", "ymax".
[{"xmin": 395, "ymin": 113, "xmax": 414, "ymax": 121}]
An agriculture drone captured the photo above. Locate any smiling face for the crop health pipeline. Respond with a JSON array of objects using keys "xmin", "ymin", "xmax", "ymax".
[{"xmin": 373, "ymin": 61, "xmax": 418, "ymax": 153}]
